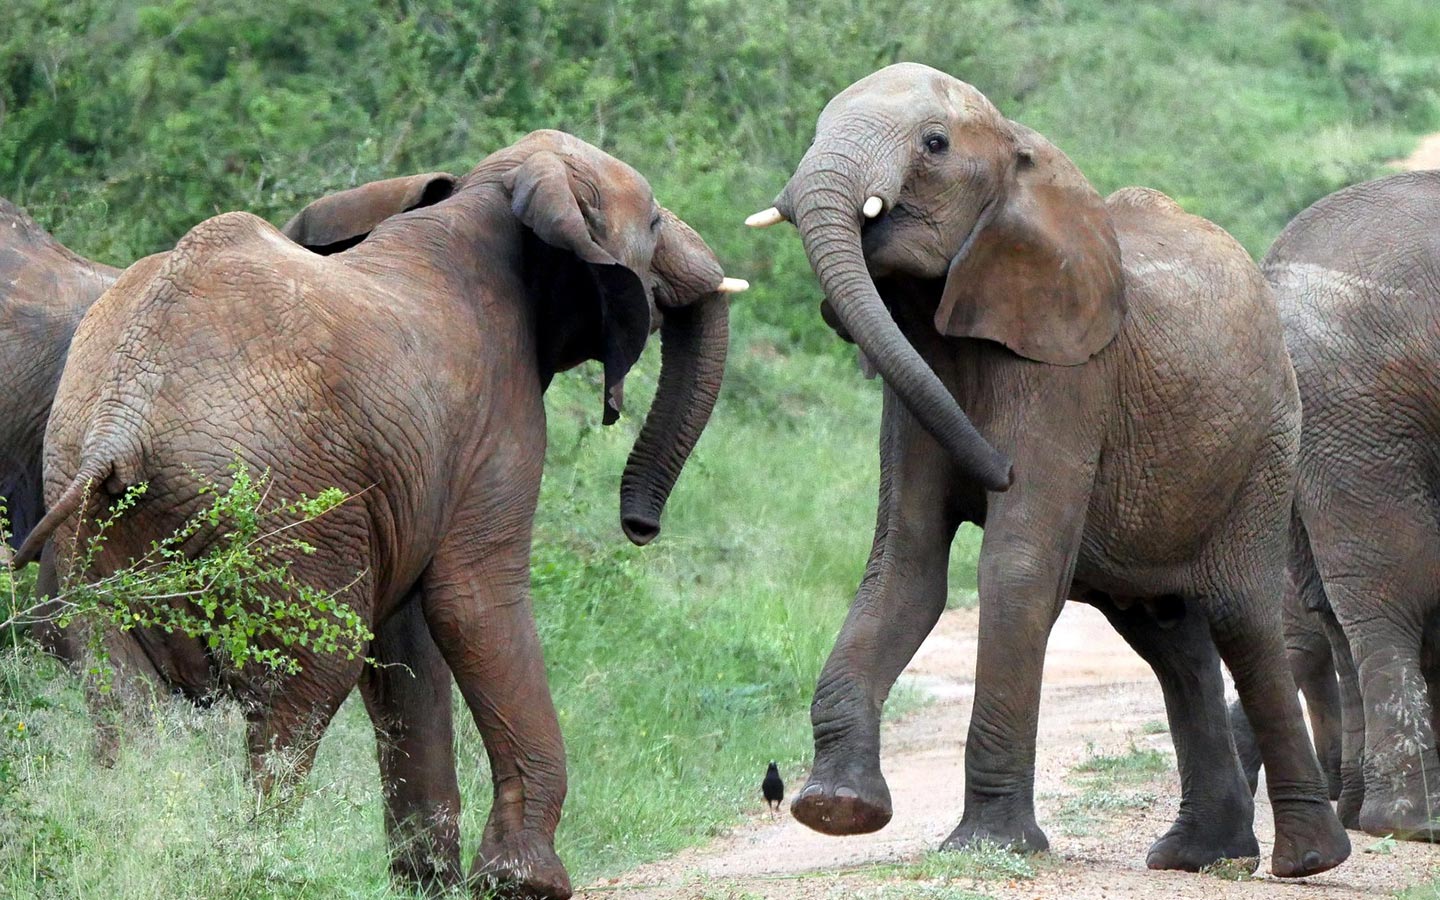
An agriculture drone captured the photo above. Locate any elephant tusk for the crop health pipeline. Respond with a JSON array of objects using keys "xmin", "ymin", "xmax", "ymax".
[
  {"xmin": 716, "ymin": 277, "xmax": 750, "ymax": 294},
  {"xmin": 862, "ymin": 196, "xmax": 884, "ymax": 219},
  {"xmin": 745, "ymin": 207, "xmax": 786, "ymax": 228}
]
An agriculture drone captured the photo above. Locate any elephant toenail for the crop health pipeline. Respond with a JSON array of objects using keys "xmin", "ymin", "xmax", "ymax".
[
  {"xmin": 836, "ymin": 786, "xmax": 859, "ymax": 799},
  {"xmin": 1303, "ymin": 850, "xmax": 1322, "ymax": 870}
]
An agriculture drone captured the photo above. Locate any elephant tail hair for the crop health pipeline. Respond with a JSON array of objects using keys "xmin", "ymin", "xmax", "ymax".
[{"xmin": 10, "ymin": 459, "xmax": 114, "ymax": 569}]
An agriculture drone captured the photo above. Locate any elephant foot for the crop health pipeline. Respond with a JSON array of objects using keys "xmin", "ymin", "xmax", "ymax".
[
  {"xmin": 1270, "ymin": 797, "xmax": 1350, "ymax": 877},
  {"xmin": 941, "ymin": 801, "xmax": 1048, "ymax": 855},
  {"xmin": 791, "ymin": 767, "xmax": 893, "ymax": 836},
  {"xmin": 471, "ymin": 830, "xmax": 572, "ymax": 900},
  {"xmin": 1145, "ymin": 812, "xmax": 1258, "ymax": 872},
  {"xmin": 1358, "ymin": 787, "xmax": 1440, "ymax": 842}
]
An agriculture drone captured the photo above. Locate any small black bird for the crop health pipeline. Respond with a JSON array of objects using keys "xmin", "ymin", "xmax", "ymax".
[{"xmin": 762, "ymin": 761, "xmax": 784, "ymax": 813}]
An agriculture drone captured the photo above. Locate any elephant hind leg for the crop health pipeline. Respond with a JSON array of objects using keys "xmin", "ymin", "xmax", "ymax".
[
  {"xmin": 1205, "ymin": 573, "xmax": 1349, "ymax": 877},
  {"xmin": 360, "ymin": 592, "xmax": 461, "ymax": 892},
  {"xmin": 243, "ymin": 649, "xmax": 363, "ymax": 799},
  {"xmin": 421, "ymin": 518, "xmax": 571, "ymax": 900},
  {"xmin": 1093, "ymin": 596, "xmax": 1258, "ymax": 872}
]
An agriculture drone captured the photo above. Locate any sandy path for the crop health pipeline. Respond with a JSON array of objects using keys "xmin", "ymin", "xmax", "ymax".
[
  {"xmin": 577, "ymin": 604, "xmax": 1438, "ymax": 899},
  {"xmin": 1396, "ymin": 133, "xmax": 1440, "ymax": 171}
]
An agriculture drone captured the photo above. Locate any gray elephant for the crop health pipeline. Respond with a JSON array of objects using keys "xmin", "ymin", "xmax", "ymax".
[
  {"xmin": 1, "ymin": 174, "xmax": 455, "ymax": 558},
  {"xmin": 746, "ymin": 64, "xmax": 1347, "ymax": 877},
  {"xmin": 1255, "ymin": 170, "xmax": 1440, "ymax": 840},
  {"xmin": 16, "ymin": 131, "xmax": 743, "ymax": 899}
]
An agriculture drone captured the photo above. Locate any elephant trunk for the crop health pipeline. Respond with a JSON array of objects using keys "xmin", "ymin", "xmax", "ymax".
[
  {"xmin": 786, "ymin": 151, "xmax": 1013, "ymax": 491},
  {"xmin": 618, "ymin": 293, "xmax": 729, "ymax": 545}
]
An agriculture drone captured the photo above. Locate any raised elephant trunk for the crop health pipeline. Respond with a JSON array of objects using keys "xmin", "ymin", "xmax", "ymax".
[{"xmin": 785, "ymin": 155, "xmax": 1013, "ymax": 491}]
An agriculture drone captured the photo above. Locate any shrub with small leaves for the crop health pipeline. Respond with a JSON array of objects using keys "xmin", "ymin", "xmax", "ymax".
[{"xmin": 3, "ymin": 457, "xmax": 371, "ymax": 678}]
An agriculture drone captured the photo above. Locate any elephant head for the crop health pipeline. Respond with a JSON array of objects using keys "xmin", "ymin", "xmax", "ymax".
[
  {"xmin": 480, "ymin": 131, "xmax": 744, "ymax": 545},
  {"xmin": 749, "ymin": 63, "xmax": 1125, "ymax": 490},
  {"xmin": 280, "ymin": 172, "xmax": 459, "ymax": 253}
]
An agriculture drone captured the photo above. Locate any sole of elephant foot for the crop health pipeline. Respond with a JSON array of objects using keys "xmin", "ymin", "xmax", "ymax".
[
  {"xmin": 791, "ymin": 777, "xmax": 893, "ymax": 835},
  {"xmin": 1144, "ymin": 816, "xmax": 1259, "ymax": 873},
  {"xmin": 471, "ymin": 831, "xmax": 572, "ymax": 900},
  {"xmin": 941, "ymin": 814, "xmax": 1049, "ymax": 855},
  {"xmin": 1270, "ymin": 798, "xmax": 1351, "ymax": 877}
]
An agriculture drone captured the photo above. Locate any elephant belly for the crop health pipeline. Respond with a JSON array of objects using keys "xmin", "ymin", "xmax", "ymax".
[{"xmin": 1079, "ymin": 293, "xmax": 1298, "ymax": 588}]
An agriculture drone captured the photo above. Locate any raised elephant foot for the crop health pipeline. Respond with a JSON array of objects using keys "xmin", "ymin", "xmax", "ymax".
[
  {"xmin": 940, "ymin": 802, "xmax": 1049, "ymax": 855},
  {"xmin": 1145, "ymin": 813, "xmax": 1258, "ymax": 872},
  {"xmin": 791, "ymin": 769, "xmax": 893, "ymax": 836},
  {"xmin": 1271, "ymin": 797, "xmax": 1350, "ymax": 877},
  {"xmin": 471, "ymin": 830, "xmax": 572, "ymax": 900}
]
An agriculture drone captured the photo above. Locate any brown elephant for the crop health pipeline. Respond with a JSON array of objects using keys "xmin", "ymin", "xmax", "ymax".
[
  {"xmin": 16, "ymin": 130, "xmax": 743, "ymax": 898},
  {"xmin": 746, "ymin": 64, "xmax": 1347, "ymax": 877},
  {"xmin": 1, "ymin": 175, "xmax": 456, "ymax": 559}
]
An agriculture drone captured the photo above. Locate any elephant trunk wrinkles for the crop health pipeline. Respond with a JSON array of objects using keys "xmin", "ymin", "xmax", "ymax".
[
  {"xmin": 787, "ymin": 154, "xmax": 1013, "ymax": 491},
  {"xmin": 618, "ymin": 294, "xmax": 729, "ymax": 545}
]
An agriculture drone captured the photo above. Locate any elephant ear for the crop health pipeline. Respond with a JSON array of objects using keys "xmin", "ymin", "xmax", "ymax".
[
  {"xmin": 281, "ymin": 173, "xmax": 457, "ymax": 254},
  {"xmin": 936, "ymin": 124, "xmax": 1125, "ymax": 366},
  {"xmin": 505, "ymin": 150, "xmax": 651, "ymax": 424}
]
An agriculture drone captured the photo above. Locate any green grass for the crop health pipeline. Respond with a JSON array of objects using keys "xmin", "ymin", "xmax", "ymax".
[
  {"xmin": 1071, "ymin": 743, "xmax": 1170, "ymax": 783},
  {"xmin": 1050, "ymin": 743, "xmax": 1170, "ymax": 837},
  {"xmin": 1399, "ymin": 874, "xmax": 1440, "ymax": 900}
]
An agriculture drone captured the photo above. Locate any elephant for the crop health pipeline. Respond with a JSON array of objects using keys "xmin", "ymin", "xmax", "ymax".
[
  {"xmin": 1252, "ymin": 170, "xmax": 1440, "ymax": 840},
  {"xmin": 14, "ymin": 130, "xmax": 744, "ymax": 898},
  {"xmin": 745, "ymin": 64, "xmax": 1348, "ymax": 877},
  {"xmin": 0, "ymin": 199, "xmax": 119, "ymax": 556},
  {"xmin": 0, "ymin": 174, "xmax": 457, "ymax": 559}
]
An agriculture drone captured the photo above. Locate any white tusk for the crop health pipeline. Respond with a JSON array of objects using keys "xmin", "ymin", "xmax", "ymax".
[
  {"xmin": 745, "ymin": 207, "xmax": 786, "ymax": 228},
  {"xmin": 717, "ymin": 277, "xmax": 750, "ymax": 294},
  {"xmin": 862, "ymin": 196, "xmax": 884, "ymax": 219}
]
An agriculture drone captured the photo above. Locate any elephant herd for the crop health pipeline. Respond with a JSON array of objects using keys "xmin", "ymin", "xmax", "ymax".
[{"xmin": 3, "ymin": 62, "xmax": 1439, "ymax": 897}]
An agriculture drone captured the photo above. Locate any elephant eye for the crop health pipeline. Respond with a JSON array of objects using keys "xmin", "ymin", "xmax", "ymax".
[
  {"xmin": 649, "ymin": 211, "xmax": 662, "ymax": 232},
  {"xmin": 924, "ymin": 133, "xmax": 949, "ymax": 154}
]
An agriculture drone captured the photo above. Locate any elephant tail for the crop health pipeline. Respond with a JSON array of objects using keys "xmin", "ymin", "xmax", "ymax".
[{"xmin": 11, "ymin": 458, "xmax": 115, "ymax": 569}]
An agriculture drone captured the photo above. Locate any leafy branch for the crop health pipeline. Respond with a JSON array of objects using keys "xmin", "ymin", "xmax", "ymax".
[{"xmin": 2, "ymin": 457, "xmax": 372, "ymax": 677}]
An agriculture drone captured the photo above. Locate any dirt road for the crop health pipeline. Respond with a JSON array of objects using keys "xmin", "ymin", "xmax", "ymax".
[{"xmin": 577, "ymin": 604, "xmax": 1437, "ymax": 899}]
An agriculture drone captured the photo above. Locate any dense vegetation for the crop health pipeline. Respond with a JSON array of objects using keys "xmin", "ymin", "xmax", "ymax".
[{"xmin": 3, "ymin": 0, "xmax": 1439, "ymax": 896}]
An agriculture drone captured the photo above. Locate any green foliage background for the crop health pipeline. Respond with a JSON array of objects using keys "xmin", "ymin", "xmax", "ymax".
[{"xmin": 2, "ymin": 0, "xmax": 1440, "ymax": 896}]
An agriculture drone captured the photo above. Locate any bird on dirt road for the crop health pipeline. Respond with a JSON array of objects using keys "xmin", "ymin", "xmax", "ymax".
[{"xmin": 762, "ymin": 761, "xmax": 784, "ymax": 814}]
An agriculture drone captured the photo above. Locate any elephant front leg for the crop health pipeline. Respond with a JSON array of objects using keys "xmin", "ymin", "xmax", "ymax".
[
  {"xmin": 423, "ymin": 523, "xmax": 571, "ymax": 900},
  {"xmin": 942, "ymin": 461, "xmax": 1093, "ymax": 855},
  {"xmin": 792, "ymin": 394, "xmax": 964, "ymax": 836},
  {"xmin": 360, "ymin": 593, "xmax": 462, "ymax": 891}
]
